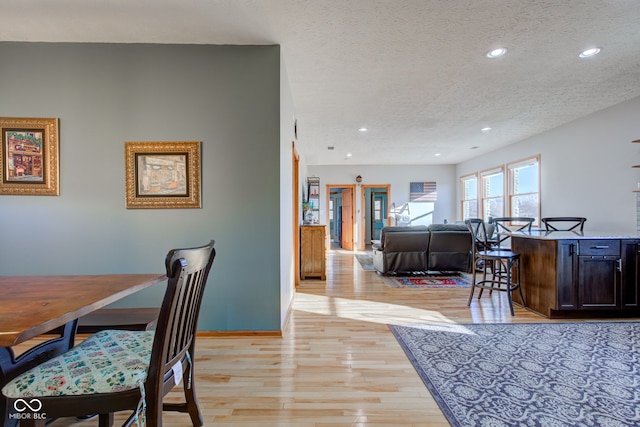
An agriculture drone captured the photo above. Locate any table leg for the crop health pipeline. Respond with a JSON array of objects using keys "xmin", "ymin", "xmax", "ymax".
[{"xmin": 0, "ymin": 320, "xmax": 77, "ymax": 427}]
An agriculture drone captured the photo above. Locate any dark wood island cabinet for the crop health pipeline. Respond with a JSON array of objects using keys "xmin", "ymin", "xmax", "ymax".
[{"xmin": 511, "ymin": 231, "xmax": 640, "ymax": 318}]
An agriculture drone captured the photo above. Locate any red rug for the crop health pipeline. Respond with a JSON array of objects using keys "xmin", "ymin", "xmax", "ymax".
[{"xmin": 381, "ymin": 274, "xmax": 470, "ymax": 288}]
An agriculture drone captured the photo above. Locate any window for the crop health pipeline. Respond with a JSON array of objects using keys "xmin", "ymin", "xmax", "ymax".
[
  {"xmin": 508, "ymin": 155, "xmax": 540, "ymax": 225},
  {"xmin": 480, "ymin": 166, "xmax": 504, "ymax": 221},
  {"xmin": 373, "ymin": 199, "xmax": 382, "ymax": 221},
  {"xmin": 460, "ymin": 174, "xmax": 478, "ymax": 220}
]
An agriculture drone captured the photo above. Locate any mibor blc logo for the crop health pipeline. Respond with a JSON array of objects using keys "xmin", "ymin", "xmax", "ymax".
[{"xmin": 8, "ymin": 398, "xmax": 46, "ymax": 420}]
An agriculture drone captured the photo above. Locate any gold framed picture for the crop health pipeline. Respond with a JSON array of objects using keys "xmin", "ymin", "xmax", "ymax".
[
  {"xmin": 125, "ymin": 141, "xmax": 201, "ymax": 209},
  {"xmin": 0, "ymin": 117, "xmax": 60, "ymax": 196}
]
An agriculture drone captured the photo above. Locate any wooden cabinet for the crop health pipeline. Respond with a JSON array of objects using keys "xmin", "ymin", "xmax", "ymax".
[
  {"xmin": 554, "ymin": 240, "xmax": 622, "ymax": 310},
  {"xmin": 512, "ymin": 234, "xmax": 640, "ymax": 318},
  {"xmin": 555, "ymin": 239, "xmax": 578, "ymax": 310},
  {"xmin": 300, "ymin": 225, "xmax": 326, "ymax": 280},
  {"xmin": 576, "ymin": 240, "xmax": 620, "ymax": 309},
  {"xmin": 621, "ymin": 240, "xmax": 640, "ymax": 308}
]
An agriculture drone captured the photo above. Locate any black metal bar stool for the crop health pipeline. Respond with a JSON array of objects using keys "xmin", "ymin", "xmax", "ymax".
[{"xmin": 465, "ymin": 219, "xmax": 525, "ymax": 316}]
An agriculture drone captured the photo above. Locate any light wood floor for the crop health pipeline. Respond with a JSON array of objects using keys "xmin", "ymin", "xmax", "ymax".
[{"xmin": 44, "ymin": 249, "xmax": 553, "ymax": 426}]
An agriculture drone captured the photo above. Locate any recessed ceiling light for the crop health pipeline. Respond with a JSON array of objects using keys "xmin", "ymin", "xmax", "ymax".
[
  {"xmin": 434, "ymin": 153, "xmax": 441, "ymax": 157},
  {"xmin": 481, "ymin": 127, "xmax": 492, "ymax": 132},
  {"xmin": 346, "ymin": 153, "xmax": 353, "ymax": 158},
  {"xmin": 579, "ymin": 47, "xmax": 601, "ymax": 58},
  {"xmin": 486, "ymin": 48, "xmax": 507, "ymax": 59},
  {"xmin": 358, "ymin": 127, "xmax": 368, "ymax": 132}
]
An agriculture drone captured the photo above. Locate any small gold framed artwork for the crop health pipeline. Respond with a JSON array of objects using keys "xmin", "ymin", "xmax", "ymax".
[
  {"xmin": 0, "ymin": 117, "xmax": 60, "ymax": 196},
  {"xmin": 125, "ymin": 141, "xmax": 201, "ymax": 209}
]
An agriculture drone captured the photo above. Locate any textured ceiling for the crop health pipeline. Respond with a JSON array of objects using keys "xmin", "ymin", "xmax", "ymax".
[{"xmin": 2, "ymin": 0, "xmax": 640, "ymax": 165}]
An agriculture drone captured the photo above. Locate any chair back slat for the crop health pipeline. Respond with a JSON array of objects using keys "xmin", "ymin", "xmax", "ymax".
[
  {"xmin": 147, "ymin": 240, "xmax": 215, "ymax": 397},
  {"xmin": 464, "ymin": 218, "xmax": 491, "ymax": 257},
  {"xmin": 465, "ymin": 218, "xmax": 489, "ymax": 245},
  {"xmin": 491, "ymin": 217, "xmax": 534, "ymax": 248},
  {"xmin": 541, "ymin": 217, "xmax": 586, "ymax": 232}
]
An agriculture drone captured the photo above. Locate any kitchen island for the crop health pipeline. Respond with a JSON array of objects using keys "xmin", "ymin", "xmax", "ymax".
[{"xmin": 510, "ymin": 230, "xmax": 640, "ymax": 318}]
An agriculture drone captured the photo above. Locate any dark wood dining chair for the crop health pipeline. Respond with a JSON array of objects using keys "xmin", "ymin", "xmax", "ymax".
[
  {"xmin": 2, "ymin": 240, "xmax": 216, "ymax": 427},
  {"xmin": 541, "ymin": 217, "xmax": 586, "ymax": 232}
]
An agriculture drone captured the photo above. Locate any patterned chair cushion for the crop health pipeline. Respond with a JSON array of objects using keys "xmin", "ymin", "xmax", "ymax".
[{"xmin": 2, "ymin": 329, "xmax": 154, "ymax": 398}]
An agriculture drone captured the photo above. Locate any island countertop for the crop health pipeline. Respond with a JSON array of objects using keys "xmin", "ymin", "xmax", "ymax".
[{"xmin": 509, "ymin": 230, "xmax": 640, "ymax": 240}]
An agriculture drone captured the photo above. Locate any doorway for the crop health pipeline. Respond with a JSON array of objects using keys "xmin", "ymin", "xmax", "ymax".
[
  {"xmin": 326, "ymin": 184, "xmax": 356, "ymax": 250},
  {"xmin": 360, "ymin": 184, "xmax": 391, "ymax": 250}
]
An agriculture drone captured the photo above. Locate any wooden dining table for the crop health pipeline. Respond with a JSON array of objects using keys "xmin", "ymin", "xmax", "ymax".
[{"xmin": 0, "ymin": 273, "xmax": 166, "ymax": 425}]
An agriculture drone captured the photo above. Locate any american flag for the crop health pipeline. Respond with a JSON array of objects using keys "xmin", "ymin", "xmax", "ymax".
[{"xmin": 410, "ymin": 182, "xmax": 437, "ymax": 202}]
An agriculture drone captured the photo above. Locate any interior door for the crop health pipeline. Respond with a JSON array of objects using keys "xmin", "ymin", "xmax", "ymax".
[
  {"xmin": 371, "ymin": 192, "xmax": 387, "ymax": 241},
  {"xmin": 360, "ymin": 184, "xmax": 391, "ymax": 249},
  {"xmin": 329, "ymin": 192, "xmax": 342, "ymax": 246},
  {"xmin": 341, "ymin": 187, "xmax": 354, "ymax": 250}
]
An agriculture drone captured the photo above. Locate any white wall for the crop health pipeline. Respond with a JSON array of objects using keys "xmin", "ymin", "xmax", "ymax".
[
  {"xmin": 307, "ymin": 164, "xmax": 456, "ymax": 247},
  {"xmin": 456, "ymin": 96, "xmax": 640, "ymax": 233}
]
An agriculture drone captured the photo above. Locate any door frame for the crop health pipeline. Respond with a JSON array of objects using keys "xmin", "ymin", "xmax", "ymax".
[
  {"xmin": 326, "ymin": 184, "xmax": 357, "ymax": 251},
  {"xmin": 359, "ymin": 184, "xmax": 391, "ymax": 250},
  {"xmin": 292, "ymin": 142, "xmax": 300, "ymax": 287}
]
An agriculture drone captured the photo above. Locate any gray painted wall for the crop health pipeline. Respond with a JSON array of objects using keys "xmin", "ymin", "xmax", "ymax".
[{"xmin": 0, "ymin": 42, "xmax": 284, "ymax": 331}]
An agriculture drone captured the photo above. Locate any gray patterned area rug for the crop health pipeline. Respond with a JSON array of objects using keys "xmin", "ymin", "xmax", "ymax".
[{"xmin": 389, "ymin": 322, "xmax": 640, "ymax": 427}]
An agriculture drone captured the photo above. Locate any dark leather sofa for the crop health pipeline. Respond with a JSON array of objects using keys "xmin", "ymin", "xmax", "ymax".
[{"xmin": 372, "ymin": 224, "xmax": 473, "ymax": 274}]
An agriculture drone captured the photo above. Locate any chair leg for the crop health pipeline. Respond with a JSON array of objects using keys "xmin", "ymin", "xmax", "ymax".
[
  {"xmin": 122, "ymin": 412, "xmax": 137, "ymax": 427},
  {"xmin": 183, "ymin": 374, "xmax": 204, "ymax": 427},
  {"xmin": 99, "ymin": 413, "xmax": 114, "ymax": 427},
  {"xmin": 146, "ymin": 398, "xmax": 163, "ymax": 427},
  {"xmin": 506, "ymin": 258, "xmax": 515, "ymax": 316},
  {"xmin": 467, "ymin": 281, "xmax": 476, "ymax": 306},
  {"xmin": 162, "ymin": 361, "xmax": 205, "ymax": 426},
  {"xmin": 487, "ymin": 260, "xmax": 496, "ymax": 295},
  {"xmin": 478, "ymin": 262, "xmax": 488, "ymax": 299},
  {"xmin": 467, "ymin": 258, "xmax": 478, "ymax": 306},
  {"xmin": 491, "ymin": 260, "xmax": 506, "ymax": 294}
]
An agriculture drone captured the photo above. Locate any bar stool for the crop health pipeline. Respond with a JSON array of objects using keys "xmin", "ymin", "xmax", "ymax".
[
  {"xmin": 489, "ymin": 216, "xmax": 534, "ymax": 283},
  {"xmin": 465, "ymin": 218, "xmax": 525, "ymax": 316}
]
